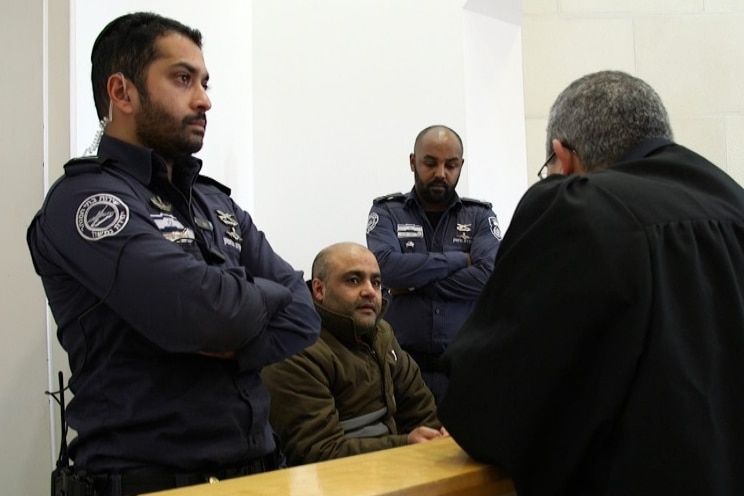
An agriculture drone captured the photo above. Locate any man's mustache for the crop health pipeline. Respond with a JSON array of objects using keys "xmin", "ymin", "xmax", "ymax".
[{"xmin": 183, "ymin": 113, "xmax": 207, "ymax": 126}]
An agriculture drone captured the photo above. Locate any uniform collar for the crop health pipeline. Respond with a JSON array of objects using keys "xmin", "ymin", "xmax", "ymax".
[
  {"xmin": 97, "ymin": 134, "xmax": 203, "ymax": 186},
  {"xmin": 404, "ymin": 187, "xmax": 462, "ymax": 211}
]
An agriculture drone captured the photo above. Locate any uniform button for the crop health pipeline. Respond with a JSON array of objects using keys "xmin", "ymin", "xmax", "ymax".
[{"xmin": 435, "ymin": 309, "xmax": 440, "ymax": 314}]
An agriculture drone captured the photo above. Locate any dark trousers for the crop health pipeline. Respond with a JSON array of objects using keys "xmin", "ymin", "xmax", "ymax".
[
  {"xmin": 54, "ymin": 450, "xmax": 286, "ymax": 496},
  {"xmin": 406, "ymin": 351, "xmax": 448, "ymax": 403}
]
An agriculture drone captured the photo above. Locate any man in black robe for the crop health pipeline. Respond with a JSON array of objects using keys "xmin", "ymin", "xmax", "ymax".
[{"xmin": 439, "ymin": 70, "xmax": 744, "ymax": 496}]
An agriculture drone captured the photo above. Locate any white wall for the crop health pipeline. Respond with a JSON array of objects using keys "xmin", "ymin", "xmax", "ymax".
[
  {"xmin": 462, "ymin": 0, "xmax": 526, "ymax": 230},
  {"xmin": 1, "ymin": 1, "xmax": 50, "ymax": 495},
  {"xmin": 521, "ymin": 0, "xmax": 744, "ymax": 187},
  {"xmin": 251, "ymin": 0, "xmax": 525, "ymax": 275}
]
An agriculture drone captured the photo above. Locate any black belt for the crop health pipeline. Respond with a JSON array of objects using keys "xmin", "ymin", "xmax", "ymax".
[
  {"xmin": 92, "ymin": 453, "xmax": 279, "ymax": 495},
  {"xmin": 407, "ymin": 351, "xmax": 446, "ymax": 373}
]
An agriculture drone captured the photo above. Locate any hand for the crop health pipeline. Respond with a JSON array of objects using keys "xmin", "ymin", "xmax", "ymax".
[
  {"xmin": 407, "ymin": 426, "xmax": 446, "ymax": 444},
  {"xmin": 439, "ymin": 426, "xmax": 450, "ymax": 437}
]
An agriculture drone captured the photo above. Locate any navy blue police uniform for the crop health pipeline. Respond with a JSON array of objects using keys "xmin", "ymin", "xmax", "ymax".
[
  {"xmin": 27, "ymin": 134, "xmax": 320, "ymax": 494},
  {"xmin": 365, "ymin": 189, "xmax": 500, "ymax": 401}
]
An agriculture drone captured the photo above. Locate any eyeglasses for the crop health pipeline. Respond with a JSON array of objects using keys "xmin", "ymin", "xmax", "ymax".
[
  {"xmin": 537, "ymin": 152, "xmax": 556, "ymax": 180},
  {"xmin": 537, "ymin": 143, "xmax": 577, "ymax": 180}
]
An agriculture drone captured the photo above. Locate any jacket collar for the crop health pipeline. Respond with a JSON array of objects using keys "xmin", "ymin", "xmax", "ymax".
[
  {"xmin": 617, "ymin": 137, "xmax": 675, "ymax": 164},
  {"xmin": 314, "ymin": 299, "xmax": 388, "ymax": 347},
  {"xmin": 97, "ymin": 134, "xmax": 203, "ymax": 187},
  {"xmin": 404, "ymin": 187, "xmax": 462, "ymax": 211}
]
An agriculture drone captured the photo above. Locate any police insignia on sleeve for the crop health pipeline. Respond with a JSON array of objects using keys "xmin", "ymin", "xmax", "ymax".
[
  {"xmin": 366, "ymin": 212, "xmax": 379, "ymax": 234},
  {"xmin": 76, "ymin": 194, "xmax": 129, "ymax": 241},
  {"xmin": 488, "ymin": 216, "xmax": 502, "ymax": 240}
]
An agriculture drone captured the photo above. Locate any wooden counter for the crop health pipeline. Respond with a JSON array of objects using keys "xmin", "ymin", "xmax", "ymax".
[{"xmin": 144, "ymin": 437, "xmax": 514, "ymax": 496}]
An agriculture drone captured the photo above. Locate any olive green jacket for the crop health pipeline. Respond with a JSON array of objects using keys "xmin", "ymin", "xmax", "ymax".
[{"xmin": 262, "ymin": 304, "xmax": 440, "ymax": 465}]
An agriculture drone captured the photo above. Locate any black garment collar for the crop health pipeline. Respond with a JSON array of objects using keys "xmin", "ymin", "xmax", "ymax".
[
  {"xmin": 97, "ymin": 134, "xmax": 203, "ymax": 187},
  {"xmin": 404, "ymin": 187, "xmax": 462, "ymax": 211},
  {"xmin": 618, "ymin": 137, "xmax": 675, "ymax": 164}
]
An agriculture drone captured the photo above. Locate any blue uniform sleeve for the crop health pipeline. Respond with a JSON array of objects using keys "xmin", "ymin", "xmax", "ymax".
[
  {"xmin": 366, "ymin": 202, "xmax": 468, "ymax": 289},
  {"xmin": 425, "ymin": 207, "xmax": 499, "ymax": 300},
  {"xmin": 232, "ymin": 206, "xmax": 320, "ymax": 370},
  {"xmin": 30, "ymin": 175, "xmax": 317, "ymax": 363}
]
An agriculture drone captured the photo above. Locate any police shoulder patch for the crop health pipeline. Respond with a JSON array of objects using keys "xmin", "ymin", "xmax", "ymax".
[
  {"xmin": 488, "ymin": 216, "xmax": 502, "ymax": 240},
  {"xmin": 76, "ymin": 193, "xmax": 130, "ymax": 241},
  {"xmin": 372, "ymin": 192, "xmax": 405, "ymax": 204},
  {"xmin": 366, "ymin": 212, "xmax": 380, "ymax": 234},
  {"xmin": 461, "ymin": 197, "xmax": 492, "ymax": 209}
]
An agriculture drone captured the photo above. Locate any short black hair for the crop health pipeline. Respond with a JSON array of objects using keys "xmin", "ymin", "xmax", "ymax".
[{"xmin": 90, "ymin": 12, "xmax": 202, "ymax": 119}]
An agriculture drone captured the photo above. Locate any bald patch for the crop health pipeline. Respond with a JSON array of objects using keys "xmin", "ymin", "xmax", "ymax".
[
  {"xmin": 413, "ymin": 125, "xmax": 463, "ymax": 156},
  {"xmin": 312, "ymin": 242, "xmax": 375, "ymax": 281}
]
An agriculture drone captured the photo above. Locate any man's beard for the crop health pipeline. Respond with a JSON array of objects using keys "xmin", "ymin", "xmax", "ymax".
[
  {"xmin": 135, "ymin": 94, "xmax": 206, "ymax": 162},
  {"xmin": 354, "ymin": 318, "xmax": 378, "ymax": 335},
  {"xmin": 414, "ymin": 170, "xmax": 456, "ymax": 206}
]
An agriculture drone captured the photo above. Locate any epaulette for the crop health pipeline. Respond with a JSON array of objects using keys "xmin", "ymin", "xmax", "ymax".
[
  {"xmin": 461, "ymin": 196, "xmax": 492, "ymax": 209},
  {"xmin": 196, "ymin": 175, "xmax": 232, "ymax": 196},
  {"xmin": 42, "ymin": 157, "xmax": 109, "ymax": 211},
  {"xmin": 63, "ymin": 155, "xmax": 111, "ymax": 176},
  {"xmin": 373, "ymin": 192, "xmax": 405, "ymax": 204}
]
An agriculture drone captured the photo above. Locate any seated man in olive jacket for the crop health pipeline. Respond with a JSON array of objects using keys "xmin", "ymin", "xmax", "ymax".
[{"xmin": 262, "ymin": 242, "xmax": 446, "ymax": 465}]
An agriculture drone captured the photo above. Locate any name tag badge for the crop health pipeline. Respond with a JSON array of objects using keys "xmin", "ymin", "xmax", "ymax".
[
  {"xmin": 150, "ymin": 213, "xmax": 196, "ymax": 244},
  {"xmin": 397, "ymin": 223, "xmax": 423, "ymax": 239}
]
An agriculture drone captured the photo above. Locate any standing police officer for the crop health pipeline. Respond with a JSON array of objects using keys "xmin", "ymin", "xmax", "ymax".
[
  {"xmin": 366, "ymin": 125, "xmax": 500, "ymax": 402},
  {"xmin": 27, "ymin": 12, "xmax": 319, "ymax": 495}
]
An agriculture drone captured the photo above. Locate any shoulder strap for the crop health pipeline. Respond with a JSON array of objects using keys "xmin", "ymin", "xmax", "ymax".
[
  {"xmin": 373, "ymin": 192, "xmax": 405, "ymax": 204},
  {"xmin": 196, "ymin": 175, "xmax": 232, "ymax": 196},
  {"xmin": 63, "ymin": 155, "xmax": 111, "ymax": 176},
  {"xmin": 460, "ymin": 197, "xmax": 492, "ymax": 209},
  {"xmin": 35, "ymin": 156, "xmax": 111, "ymax": 212}
]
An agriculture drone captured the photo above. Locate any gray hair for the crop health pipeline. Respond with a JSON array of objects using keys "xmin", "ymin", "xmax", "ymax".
[{"xmin": 546, "ymin": 70, "xmax": 673, "ymax": 171}]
